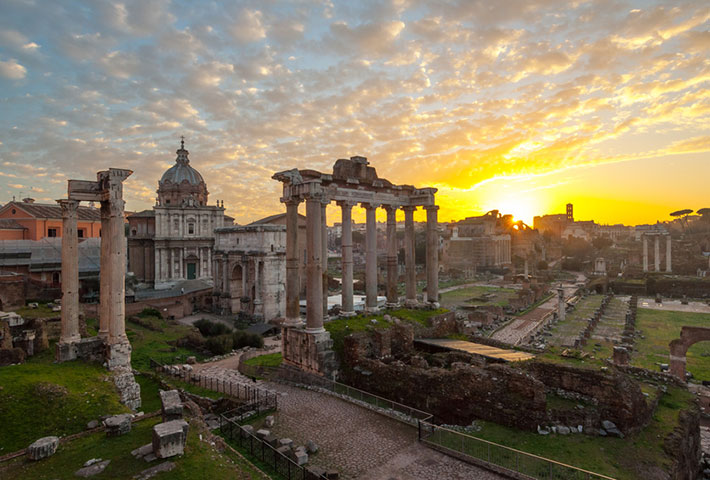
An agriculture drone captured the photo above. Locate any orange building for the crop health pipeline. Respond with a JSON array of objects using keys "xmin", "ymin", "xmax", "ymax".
[{"xmin": 0, "ymin": 199, "xmax": 102, "ymax": 240}]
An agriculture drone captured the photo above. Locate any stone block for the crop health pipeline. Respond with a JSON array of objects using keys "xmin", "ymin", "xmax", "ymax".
[
  {"xmin": 104, "ymin": 414, "xmax": 132, "ymax": 437},
  {"xmin": 131, "ymin": 443, "xmax": 154, "ymax": 458},
  {"xmin": 256, "ymin": 429, "xmax": 270, "ymax": 440},
  {"xmin": 305, "ymin": 466, "xmax": 327, "ymax": 479},
  {"xmin": 263, "ymin": 434, "xmax": 279, "ymax": 448},
  {"xmin": 27, "ymin": 436, "xmax": 59, "ymax": 460},
  {"xmin": 241, "ymin": 425, "xmax": 254, "ymax": 438},
  {"xmin": 278, "ymin": 438, "xmax": 293, "ymax": 449},
  {"xmin": 276, "ymin": 445, "xmax": 291, "ymax": 455},
  {"xmin": 306, "ymin": 440, "xmax": 318, "ymax": 454},
  {"xmin": 152, "ymin": 420, "xmax": 189, "ymax": 459},
  {"xmin": 264, "ymin": 415, "xmax": 275, "ymax": 427},
  {"xmin": 75, "ymin": 459, "xmax": 110, "ymax": 477},
  {"xmin": 290, "ymin": 447, "xmax": 308, "ymax": 466},
  {"xmin": 159, "ymin": 389, "xmax": 183, "ymax": 421}
]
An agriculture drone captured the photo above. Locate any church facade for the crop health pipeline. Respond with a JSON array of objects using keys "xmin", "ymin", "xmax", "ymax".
[{"xmin": 128, "ymin": 141, "xmax": 228, "ymax": 289}]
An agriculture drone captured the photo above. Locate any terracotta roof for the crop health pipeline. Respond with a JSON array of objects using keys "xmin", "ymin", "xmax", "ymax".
[
  {"xmin": 0, "ymin": 202, "xmax": 101, "ymax": 221},
  {"xmin": 129, "ymin": 210, "xmax": 156, "ymax": 218},
  {"xmin": 0, "ymin": 219, "xmax": 26, "ymax": 230}
]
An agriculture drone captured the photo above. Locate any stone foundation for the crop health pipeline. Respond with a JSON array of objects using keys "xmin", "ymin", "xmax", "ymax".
[
  {"xmin": 55, "ymin": 336, "xmax": 104, "ymax": 363},
  {"xmin": 106, "ymin": 339, "xmax": 132, "ymax": 370},
  {"xmin": 112, "ymin": 366, "xmax": 142, "ymax": 411},
  {"xmin": 282, "ymin": 327, "xmax": 338, "ymax": 377}
]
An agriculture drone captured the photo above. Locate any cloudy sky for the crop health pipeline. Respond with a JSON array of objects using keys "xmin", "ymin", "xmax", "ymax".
[{"xmin": 0, "ymin": 0, "xmax": 708, "ymax": 226}]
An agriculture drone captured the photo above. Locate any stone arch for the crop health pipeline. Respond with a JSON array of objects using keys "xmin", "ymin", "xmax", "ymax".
[{"xmin": 669, "ymin": 326, "xmax": 710, "ymax": 380}]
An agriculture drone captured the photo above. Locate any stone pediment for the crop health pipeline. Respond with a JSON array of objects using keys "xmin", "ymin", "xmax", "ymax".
[{"xmin": 332, "ymin": 157, "xmax": 378, "ymax": 185}]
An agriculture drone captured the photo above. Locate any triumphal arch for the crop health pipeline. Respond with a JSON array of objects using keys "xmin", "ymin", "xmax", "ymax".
[
  {"xmin": 273, "ymin": 156, "xmax": 439, "ymax": 376},
  {"xmin": 55, "ymin": 168, "xmax": 140, "ymax": 409}
]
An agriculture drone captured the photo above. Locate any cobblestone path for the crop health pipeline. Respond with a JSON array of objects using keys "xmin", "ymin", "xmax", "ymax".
[{"xmin": 263, "ymin": 382, "xmax": 505, "ymax": 480}]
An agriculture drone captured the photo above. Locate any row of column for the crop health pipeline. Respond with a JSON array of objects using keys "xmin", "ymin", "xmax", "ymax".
[
  {"xmin": 642, "ymin": 235, "xmax": 671, "ymax": 272},
  {"xmin": 155, "ymin": 246, "xmax": 212, "ymax": 281},
  {"xmin": 284, "ymin": 195, "xmax": 439, "ymax": 333},
  {"xmin": 59, "ymin": 195, "xmax": 127, "ymax": 346}
]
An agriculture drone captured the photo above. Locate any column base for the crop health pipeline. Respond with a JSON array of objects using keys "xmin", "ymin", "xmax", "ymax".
[
  {"xmin": 55, "ymin": 341, "xmax": 78, "ymax": 362},
  {"xmin": 281, "ymin": 327, "xmax": 338, "ymax": 377},
  {"xmin": 404, "ymin": 299, "xmax": 419, "ymax": 308},
  {"xmin": 284, "ymin": 317, "xmax": 305, "ymax": 328},
  {"xmin": 305, "ymin": 327, "xmax": 326, "ymax": 334},
  {"xmin": 106, "ymin": 339, "xmax": 133, "ymax": 370},
  {"xmin": 384, "ymin": 302, "xmax": 399, "ymax": 309},
  {"xmin": 339, "ymin": 310, "xmax": 357, "ymax": 317},
  {"xmin": 426, "ymin": 301, "xmax": 441, "ymax": 309},
  {"xmin": 364, "ymin": 306, "xmax": 380, "ymax": 314}
]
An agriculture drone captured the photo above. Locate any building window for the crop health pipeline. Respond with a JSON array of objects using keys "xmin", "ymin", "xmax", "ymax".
[
  {"xmin": 48, "ymin": 228, "xmax": 57, "ymax": 237},
  {"xmin": 166, "ymin": 199, "xmax": 171, "ymax": 205},
  {"xmin": 78, "ymin": 229, "xmax": 85, "ymax": 238},
  {"xmin": 11, "ymin": 209, "xmax": 16, "ymax": 214},
  {"xmin": 188, "ymin": 223, "xmax": 194, "ymax": 234},
  {"xmin": 131, "ymin": 229, "xmax": 137, "ymax": 236}
]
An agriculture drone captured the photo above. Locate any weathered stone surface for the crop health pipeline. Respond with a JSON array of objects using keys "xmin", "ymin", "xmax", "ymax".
[
  {"xmin": 87, "ymin": 420, "xmax": 99, "ymax": 429},
  {"xmin": 131, "ymin": 443, "xmax": 153, "ymax": 458},
  {"xmin": 75, "ymin": 459, "xmax": 110, "ymax": 477},
  {"xmin": 27, "ymin": 436, "xmax": 59, "ymax": 460},
  {"xmin": 290, "ymin": 447, "xmax": 308, "ymax": 466},
  {"xmin": 278, "ymin": 438, "xmax": 293, "ymax": 449},
  {"xmin": 159, "ymin": 390, "xmax": 183, "ymax": 421},
  {"xmin": 306, "ymin": 440, "xmax": 318, "ymax": 454},
  {"xmin": 256, "ymin": 429, "xmax": 270, "ymax": 440},
  {"xmin": 557, "ymin": 426, "xmax": 571, "ymax": 435},
  {"xmin": 0, "ymin": 346, "xmax": 26, "ymax": 366},
  {"xmin": 112, "ymin": 367, "xmax": 141, "ymax": 411},
  {"xmin": 152, "ymin": 420, "xmax": 189, "ymax": 459},
  {"xmin": 264, "ymin": 415, "xmax": 275, "ymax": 427},
  {"xmin": 133, "ymin": 461, "xmax": 175, "ymax": 480},
  {"xmin": 241, "ymin": 425, "xmax": 254, "ymax": 438},
  {"xmin": 263, "ymin": 434, "xmax": 279, "ymax": 448},
  {"xmin": 104, "ymin": 414, "xmax": 132, "ymax": 437}
]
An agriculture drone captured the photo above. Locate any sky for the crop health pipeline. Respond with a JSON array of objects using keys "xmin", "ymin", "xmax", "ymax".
[{"xmin": 0, "ymin": 0, "xmax": 708, "ymax": 227}]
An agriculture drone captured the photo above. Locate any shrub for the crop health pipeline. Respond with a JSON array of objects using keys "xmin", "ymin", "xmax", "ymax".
[
  {"xmin": 205, "ymin": 334, "xmax": 233, "ymax": 355},
  {"xmin": 177, "ymin": 331, "xmax": 206, "ymax": 348},
  {"xmin": 194, "ymin": 318, "xmax": 232, "ymax": 337},
  {"xmin": 233, "ymin": 330, "xmax": 264, "ymax": 349},
  {"xmin": 138, "ymin": 308, "xmax": 162, "ymax": 319}
]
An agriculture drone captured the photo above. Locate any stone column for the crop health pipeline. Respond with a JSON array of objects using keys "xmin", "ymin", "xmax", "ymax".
[
  {"xmin": 524, "ymin": 257, "xmax": 529, "ymax": 280},
  {"xmin": 403, "ymin": 206, "xmax": 417, "ymax": 307},
  {"xmin": 666, "ymin": 235, "xmax": 672, "ymax": 272},
  {"xmin": 284, "ymin": 199, "xmax": 302, "ymax": 326},
  {"xmin": 306, "ymin": 195, "xmax": 324, "ymax": 332},
  {"xmin": 108, "ymin": 196, "xmax": 127, "ymax": 345},
  {"xmin": 557, "ymin": 286, "xmax": 566, "ymax": 322},
  {"xmin": 642, "ymin": 236, "xmax": 648, "ymax": 272},
  {"xmin": 321, "ymin": 200, "xmax": 329, "ymax": 318},
  {"xmin": 654, "ymin": 235, "xmax": 660, "ymax": 272},
  {"xmin": 338, "ymin": 201, "xmax": 355, "ymax": 316},
  {"xmin": 58, "ymin": 199, "xmax": 80, "ymax": 344},
  {"xmin": 99, "ymin": 201, "xmax": 111, "ymax": 340},
  {"xmin": 384, "ymin": 205, "xmax": 398, "ymax": 307},
  {"xmin": 425, "ymin": 205, "xmax": 439, "ymax": 306},
  {"xmin": 363, "ymin": 203, "xmax": 378, "ymax": 312}
]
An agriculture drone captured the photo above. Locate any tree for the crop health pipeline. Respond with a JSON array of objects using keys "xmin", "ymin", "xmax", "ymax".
[
  {"xmin": 670, "ymin": 209, "xmax": 694, "ymax": 231},
  {"xmin": 697, "ymin": 208, "xmax": 710, "ymax": 221}
]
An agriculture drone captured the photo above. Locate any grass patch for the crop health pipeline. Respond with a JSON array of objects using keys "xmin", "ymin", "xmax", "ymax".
[
  {"xmin": 428, "ymin": 386, "xmax": 693, "ymax": 480},
  {"xmin": 14, "ymin": 304, "xmax": 56, "ymax": 319},
  {"xmin": 0, "ymin": 417, "xmax": 265, "ymax": 479},
  {"xmin": 243, "ymin": 353, "xmax": 283, "ymax": 368},
  {"xmin": 134, "ymin": 374, "xmax": 162, "ymax": 413},
  {"xmin": 0, "ymin": 349, "xmax": 128, "ymax": 453},
  {"xmin": 632, "ymin": 308, "xmax": 710, "ymax": 381},
  {"xmin": 127, "ymin": 315, "xmax": 206, "ymax": 371},
  {"xmin": 325, "ymin": 308, "xmax": 447, "ymax": 355},
  {"xmin": 440, "ymin": 285, "xmax": 517, "ymax": 308}
]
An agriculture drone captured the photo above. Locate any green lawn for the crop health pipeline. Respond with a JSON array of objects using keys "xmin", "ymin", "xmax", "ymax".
[
  {"xmin": 429, "ymin": 386, "xmax": 693, "ymax": 480},
  {"xmin": 0, "ymin": 348, "xmax": 129, "ymax": 453},
  {"xmin": 632, "ymin": 308, "xmax": 710, "ymax": 381},
  {"xmin": 0, "ymin": 416, "xmax": 266, "ymax": 479},
  {"xmin": 14, "ymin": 304, "xmax": 57, "ymax": 319},
  {"xmin": 325, "ymin": 308, "xmax": 447, "ymax": 355},
  {"xmin": 126, "ymin": 316, "xmax": 207, "ymax": 371},
  {"xmin": 243, "ymin": 353, "xmax": 283, "ymax": 368},
  {"xmin": 440, "ymin": 285, "xmax": 517, "ymax": 308}
]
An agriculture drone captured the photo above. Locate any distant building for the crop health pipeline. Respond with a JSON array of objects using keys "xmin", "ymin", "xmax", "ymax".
[
  {"xmin": 0, "ymin": 198, "xmax": 101, "ymax": 240},
  {"xmin": 127, "ymin": 140, "xmax": 228, "ymax": 288},
  {"xmin": 533, "ymin": 213, "xmax": 569, "ymax": 237},
  {"xmin": 442, "ymin": 211, "xmax": 512, "ymax": 273}
]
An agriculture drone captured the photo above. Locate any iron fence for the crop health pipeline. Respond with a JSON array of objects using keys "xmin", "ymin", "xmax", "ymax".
[
  {"xmin": 419, "ymin": 421, "xmax": 616, "ymax": 480},
  {"xmin": 219, "ymin": 412, "xmax": 327, "ymax": 480}
]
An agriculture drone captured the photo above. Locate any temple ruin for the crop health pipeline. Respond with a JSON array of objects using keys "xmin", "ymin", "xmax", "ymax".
[
  {"xmin": 55, "ymin": 168, "xmax": 141, "ymax": 410},
  {"xmin": 273, "ymin": 156, "xmax": 439, "ymax": 375}
]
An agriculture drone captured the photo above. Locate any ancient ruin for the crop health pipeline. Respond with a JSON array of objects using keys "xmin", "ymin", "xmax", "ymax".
[
  {"xmin": 273, "ymin": 156, "xmax": 439, "ymax": 375},
  {"xmin": 669, "ymin": 326, "xmax": 710, "ymax": 380},
  {"xmin": 55, "ymin": 168, "xmax": 141, "ymax": 410},
  {"xmin": 641, "ymin": 232, "xmax": 672, "ymax": 272}
]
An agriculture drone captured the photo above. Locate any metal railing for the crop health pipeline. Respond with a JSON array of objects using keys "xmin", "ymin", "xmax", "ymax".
[
  {"xmin": 150, "ymin": 358, "xmax": 278, "ymax": 410},
  {"xmin": 419, "ymin": 421, "xmax": 616, "ymax": 480},
  {"xmin": 219, "ymin": 412, "xmax": 327, "ymax": 480}
]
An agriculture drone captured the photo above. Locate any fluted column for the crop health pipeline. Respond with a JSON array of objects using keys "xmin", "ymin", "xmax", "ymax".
[
  {"xmin": 321, "ymin": 200, "xmax": 329, "ymax": 318},
  {"xmin": 403, "ymin": 206, "xmax": 417, "ymax": 307},
  {"xmin": 666, "ymin": 235, "xmax": 672, "ymax": 272},
  {"xmin": 284, "ymin": 198, "xmax": 302, "ymax": 326},
  {"xmin": 363, "ymin": 203, "xmax": 378, "ymax": 312},
  {"xmin": 642, "ymin": 236, "xmax": 648, "ymax": 272},
  {"xmin": 384, "ymin": 205, "xmax": 398, "ymax": 307},
  {"xmin": 58, "ymin": 199, "xmax": 80, "ymax": 344},
  {"xmin": 306, "ymin": 195, "xmax": 324, "ymax": 332},
  {"xmin": 338, "ymin": 201, "xmax": 355, "ymax": 316},
  {"xmin": 654, "ymin": 235, "xmax": 660, "ymax": 272},
  {"xmin": 425, "ymin": 205, "xmax": 439, "ymax": 305},
  {"xmin": 108, "ymin": 196, "xmax": 127, "ymax": 344},
  {"xmin": 99, "ymin": 201, "xmax": 111, "ymax": 340}
]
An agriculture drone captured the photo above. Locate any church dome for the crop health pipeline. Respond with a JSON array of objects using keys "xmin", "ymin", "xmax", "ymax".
[{"xmin": 159, "ymin": 140, "xmax": 205, "ymax": 186}]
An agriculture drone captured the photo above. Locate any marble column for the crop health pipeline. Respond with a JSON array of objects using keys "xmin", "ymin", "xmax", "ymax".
[
  {"xmin": 363, "ymin": 203, "xmax": 378, "ymax": 312},
  {"xmin": 425, "ymin": 205, "xmax": 439, "ymax": 305},
  {"xmin": 642, "ymin": 236, "xmax": 648, "ymax": 272},
  {"xmin": 321, "ymin": 200, "xmax": 329, "ymax": 318},
  {"xmin": 666, "ymin": 235, "xmax": 672, "ymax": 272},
  {"xmin": 654, "ymin": 235, "xmax": 660, "ymax": 272},
  {"xmin": 306, "ymin": 195, "xmax": 324, "ymax": 332},
  {"xmin": 284, "ymin": 199, "xmax": 302, "ymax": 326},
  {"xmin": 384, "ymin": 205, "xmax": 398, "ymax": 307},
  {"xmin": 58, "ymin": 199, "xmax": 80, "ymax": 344},
  {"xmin": 99, "ymin": 201, "xmax": 111, "ymax": 340},
  {"xmin": 108, "ymin": 197, "xmax": 127, "ymax": 344},
  {"xmin": 557, "ymin": 286, "xmax": 566, "ymax": 322},
  {"xmin": 403, "ymin": 206, "xmax": 417, "ymax": 307},
  {"xmin": 338, "ymin": 201, "xmax": 355, "ymax": 316}
]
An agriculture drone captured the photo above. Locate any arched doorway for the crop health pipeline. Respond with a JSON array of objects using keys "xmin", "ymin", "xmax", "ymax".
[
  {"xmin": 230, "ymin": 264, "xmax": 243, "ymax": 313},
  {"xmin": 669, "ymin": 326, "xmax": 710, "ymax": 380}
]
